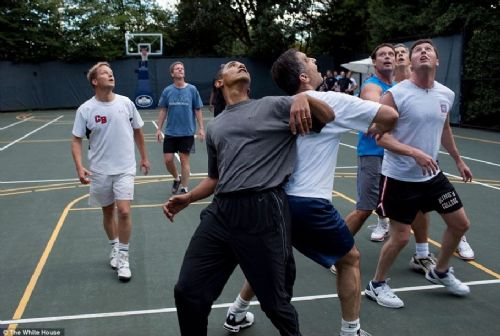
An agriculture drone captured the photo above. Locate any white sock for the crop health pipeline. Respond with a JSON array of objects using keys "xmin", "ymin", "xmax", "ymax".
[
  {"xmin": 109, "ymin": 238, "xmax": 118, "ymax": 247},
  {"xmin": 340, "ymin": 318, "xmax": 360, "ymax": 335},
  {"xmin": 415, "ymin": 243, "xmax": 429, "ymax": 258},
  {"xmin": 228, "ymin": 294, "xmax": 250, "ymax": 318},
  {"xmin": 118, "ymin": 242, "xmax": 129, "ymax": 253}
]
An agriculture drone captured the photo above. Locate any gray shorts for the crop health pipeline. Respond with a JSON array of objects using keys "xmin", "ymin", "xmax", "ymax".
[
  {"xmin": 89, "ymin": 172, "xmax": 135, "ymax": 207},
  {"xmin": 356, "ymin": 156, "xmax": 383, "ymax": 210}
]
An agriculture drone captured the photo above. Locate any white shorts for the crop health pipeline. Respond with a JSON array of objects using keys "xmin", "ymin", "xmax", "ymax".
[{"xmin": 89, "ymin": 172, "xmax": 135, "ymax": 207}]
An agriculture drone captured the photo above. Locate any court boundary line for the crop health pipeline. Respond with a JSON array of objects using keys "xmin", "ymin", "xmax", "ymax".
[
  {"xmin": 0, "ymin": 116, "xmax": 34, "ymax": 130},
  {"xmin": 2, "ymin": 279, "xmax": 499, "ymax": 325},
  {"xmin": 0, "ymin": 115, "xmax": 63, "ymax": 151}
]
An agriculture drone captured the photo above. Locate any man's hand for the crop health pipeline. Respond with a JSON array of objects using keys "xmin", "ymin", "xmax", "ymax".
[
  {"xmin": 156, "ymin": 129, "xmax": 164, "ymax": 143},
  {"xmin": 412, "ymin": 148, "xmax": 439, "ymax": 176},
  {"xmin": 77, "ymin": 166, "xmax": 92, "ymax": 184},
  {"xmin": 141, "ymin": 159, "xmax": 150, "ymax": 175},
  {"xmin": 456, "ymin": 160, "xmax": 473, "ymax": 182},
  {"xmin": 289, "ymin": 93, "xmax": 312, "ymax": 135},
  {"xmin": 163, "ymin": 192, "xmax": 192, "ymax": 222},
  {"xmin": 367, "ymin": 123, "xmax": 390, "ymax": 141},
  {"xmin": 197, "ymin": 128, "xmax": 206, "ymax": 141}
]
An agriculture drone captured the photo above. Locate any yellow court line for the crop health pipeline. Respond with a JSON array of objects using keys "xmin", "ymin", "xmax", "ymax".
[
  {"xmin": 454, "ymin": 134, "xmax": 500, "ymax": 145},
  {"xmin": 332, "ymin": 190, "xmax": 500, "ymax": 280},
  {"xmin": 7, "ymin": 193, "xmax": 89, "ymax": 333},
  {"xmin": 70, "ymin": 201, "xmax": 211, "ymax": 211}
]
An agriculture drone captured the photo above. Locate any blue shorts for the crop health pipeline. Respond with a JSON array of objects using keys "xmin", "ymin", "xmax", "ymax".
[{"xmin": 288, "ymin": 195, "xmax": 355, "ymax": 268}]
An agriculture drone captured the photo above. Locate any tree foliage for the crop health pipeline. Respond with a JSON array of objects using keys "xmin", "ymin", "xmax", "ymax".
[{"xmin": 0, "ymin": 0, "xmax": 498, "ymax": 128}]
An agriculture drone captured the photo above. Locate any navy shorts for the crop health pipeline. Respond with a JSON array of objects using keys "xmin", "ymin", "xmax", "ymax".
[
  {"xmin": 163, "ymin": 135, "xmax": 195, "ymax": 154},
  {"xmin": 288, "ymin": 195, "xmax": 354, "ymax": 268},
  {"xmin": 376, "ymin": 171, "xmax": 463, "ymax": 224}
]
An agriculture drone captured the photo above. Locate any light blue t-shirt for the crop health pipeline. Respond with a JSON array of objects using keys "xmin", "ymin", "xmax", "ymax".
[
  {"xmin": 158, "ymin": 83, "xmax": 203, "ymax": 136},
  {"xmin": 357, "ymin": 76, "xmax": 395, "ymax": 157}
]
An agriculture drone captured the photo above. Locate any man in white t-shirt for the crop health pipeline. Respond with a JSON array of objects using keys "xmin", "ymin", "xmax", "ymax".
[
  {"xmin": 71, "ymin": 62, "xmax": 150, "ymax": 282},
  {"xmin": 365, "ymin": 39, "xmax": 472, "ymax": 309},
  {"xmin": 224, "ymin": 49, "xmax": 398, "ymax": 336}
]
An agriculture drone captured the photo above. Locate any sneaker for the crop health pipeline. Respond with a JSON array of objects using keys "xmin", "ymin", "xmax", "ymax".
[
  {"xmin": 109, "ymin": 244, "xmax": 119, "ymax": 269},
  {"xmin": 340, "ymin": 329, "xmax": 372, "ymax": 336},
  {"xmin": 176, "ymin": 187, "xmax": 188, "ymax": 195},
  {"xmin": 456, "ymin": 236, "xmax": 475, "ymax": 260},
  {"xmin": 425, "ymin": 266, "xmax": 470, "ymax": 296},
  {"xmin": 365, "ymin": 280, "xmax": 404, "ymax": 308},
  {"xmin": 171, "ymin": 178, "xmax": 181, "ymax": 195},
  {"xmin": 117, "ymin": 251, "xmax": 131, "ymax": 282},
  {"xmin": 370, "ymin": 220, "xmax": 389, "ymax": 242},
  {"xmin": 409, "ymin": 253, "xmax": 437, "ymax": 274},
  {"xmin": 330, "ymin": 265, "xmax": 337, "ymax": 275},
  {"xmin": 223, "ymin": 312, "xmax": 255, "ymax": 333}
]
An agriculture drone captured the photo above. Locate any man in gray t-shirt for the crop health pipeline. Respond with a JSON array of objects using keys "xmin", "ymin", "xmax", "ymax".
[{"xmin": 163, "ymin": 61, "xmax": 333, "ymax": 336}]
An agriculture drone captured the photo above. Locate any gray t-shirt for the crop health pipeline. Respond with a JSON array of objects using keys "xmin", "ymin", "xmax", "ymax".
[
  {"xmin": 206, "ymin": 96, "xmax": 296, "ymax": 194},
  {"xmin": 382, "ymin": 79, "xmax": 455, "ymax": 182}
]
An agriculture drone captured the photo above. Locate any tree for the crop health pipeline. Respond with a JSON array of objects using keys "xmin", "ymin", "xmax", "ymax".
[{"xmin": 0, "ymin": 0, "xmax": 65, "ymax": 62}]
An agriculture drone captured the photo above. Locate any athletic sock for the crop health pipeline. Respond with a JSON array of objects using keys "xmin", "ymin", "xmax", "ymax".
[
  {"xmin": 228, "ymin": 294, "xmax": 250, "ymax": 319},
  {"xmin": 371, "ymin": 280, "xmax": 386, "ymax": 288},
  {"xmin": 433, "ymin": 268, "xmax": 450, "ymax": 278},
  {"xmin": 118, "ymin": 242, "xmax": 129, "ymax": 253},
  {"xmin": 378, "ymin": 217, "xmax": 389, "ymax": 225},
  {"xmin": 109, "ymin": 238, "xmax": 119, "ymax": 247},
  {"xmin": 340, "ymin": 318, "xmax": 360, "ymax": 335},
  {"xmin": 415, "ymin": 243, "xmax": 430, "ymax": 258}
]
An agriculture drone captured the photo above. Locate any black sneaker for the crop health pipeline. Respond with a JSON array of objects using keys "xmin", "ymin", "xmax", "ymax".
[
  {"xmin": 171, "ymin": 178, "xmax": 181, "ymax": 194},
  {"xmin": 223, "ymin": 312, "xmax": 255, "ymax": 333}
]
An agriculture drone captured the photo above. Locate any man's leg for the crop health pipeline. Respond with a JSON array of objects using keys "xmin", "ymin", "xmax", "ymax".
[
  {"xmin": 436, "ymin": 208, "xmax": 470, "ymax": 272},
  {"xmin": 178, "ymin": 152, "xmax": 191, "ymax": 191},
  {"xmin": 224, "ymin": 280, "xmax": 255, "ymax": 333},
  {"xmin": 175, "ymin": 205, "xmax": 237, "ymax": 335},
  {"xmin": 424, "ymin": 208, "xmax": 470, "ymax": 296},
  {"xmin": 409, "ymin": 212, "xmax": 437, "ymax": 274},
  {"xmin": 164, "ymin": 152, "xmax": 179, "ymax": 179},
  {"xmin": 345, "ymin": 209, "xmax": 371, "ymax": 235},
  {"xmin": 365, "ymin": 220, "xmax": 410, "ymax": 308},
  {"xmin": 102, "ymin": 203, "xmax": 119, "ymax": 269},
  {"xmin": 234, "ymin": 189, "xmax": 301, "ymax": 336}
]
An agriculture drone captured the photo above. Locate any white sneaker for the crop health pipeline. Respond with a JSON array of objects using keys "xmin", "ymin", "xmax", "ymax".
[
  {"xmin": 365, "ymin": 280, "xmax": 404, "ymax": 308},
  {"xmin": 109, "ymin": 245, "xmax": 119, "ymax": 269},
  {"xmin": 370, "ymin": 219, "xmax": 389, "ymax": 242},
  {"xmin": 117, "ymin": 251, "xmax": 131, "ymax": 282},
  {"xmin": 330, "ymin": 265, "xmax": 337, "ymax": 275},
  {"xmin": 340, "ymin": 330, "xmax": 372, "ymax": 336},
  {"xmin": 456, "ymin": 236, "xmax": 475, "ymax": 260},
  {"xmin": 223, "ymin": 312, "xmax": 254, "ymax": 333},
  {"xmin": 409, "ymin": 253, "xmax": 437, "ymax": 274},
  {"xmin": 425, "ymin": 266, "xmax": 470, "ymax": 296}
]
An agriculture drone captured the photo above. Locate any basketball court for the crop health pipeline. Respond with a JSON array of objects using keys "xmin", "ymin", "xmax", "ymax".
[{"xmin": 1, "ymin": 108, "xmax": 499, "ymax": 335}]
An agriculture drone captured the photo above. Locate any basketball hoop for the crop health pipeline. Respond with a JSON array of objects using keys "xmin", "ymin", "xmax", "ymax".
[{"xmin": 125, "ymin": 32, "xmax": 163, "ymax": 57}]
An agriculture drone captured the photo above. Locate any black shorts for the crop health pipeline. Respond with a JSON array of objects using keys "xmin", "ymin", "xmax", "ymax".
[
  {"xmin": 163, "ymin": 135, "xmax": 195, "ymax": 154},
  {"xmin": 376, "ymin": 171, "xmax": 463, "ymax": 224}
]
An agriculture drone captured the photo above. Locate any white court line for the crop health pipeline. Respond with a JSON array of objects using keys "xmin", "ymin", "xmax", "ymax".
[
  {"xmin": 438, "ymin": 150, "xmax": 500, "ymax": 167},
  {"xmin": 0, "ymin": 117, "xmax": 34, "ymax": 131},
  {"xmin": 0, "ymin": 116, "xmax": 63, "ymax": 151},
  {"xmin": 340, "ymin": 142, "xmax": 500, "ymax": 190},
  {"xmin": 443, "ymin": 172, "xmax": 500, "ymax": 191},
  {"xmin": 0, "ymin": 174, "xmax": 209, "ymax": 185},
  {"xmin": 152, "ymin": 121, "xmax": 180, "ymax": 162},
  {"xmin": 340, "ymin": 142, "xmax": 500, "ymax": 168},
  {"xmin": 1, "ymin": 279, "xmax": 499, "ymax": 325}
]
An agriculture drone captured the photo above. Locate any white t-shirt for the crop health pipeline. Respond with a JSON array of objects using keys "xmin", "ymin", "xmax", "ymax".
[
  {"xmin": 285, "ymin": 91, "xmax": 380, "ymax": 200},
  {"xmin": 72, "ymin": 94, "xmax": 144, "ymax": 175},
  {"xmin": 382, "ymin": 80, "xmax": 455, "ymax": 182}
]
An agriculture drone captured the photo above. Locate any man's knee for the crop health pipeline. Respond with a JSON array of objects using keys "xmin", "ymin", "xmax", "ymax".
[{"xmin": 338, "ymin": 246, "xmax": 360, "ymax": 268}]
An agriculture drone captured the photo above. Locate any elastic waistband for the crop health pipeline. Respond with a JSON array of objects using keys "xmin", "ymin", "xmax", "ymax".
[{"xmin": 217, "ymin": 186, "xmax": 283, "ymax": 198}]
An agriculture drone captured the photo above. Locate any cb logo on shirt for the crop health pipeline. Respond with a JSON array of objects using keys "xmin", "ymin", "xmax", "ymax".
[{"xmin": 95, "ymin": 115, "xmax": 108, "ymax": 124}]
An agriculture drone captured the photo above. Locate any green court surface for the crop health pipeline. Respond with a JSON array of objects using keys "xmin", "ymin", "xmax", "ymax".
[{"xmin": 1, "ymin": 109, "xmax": 499, "ymax": 335}]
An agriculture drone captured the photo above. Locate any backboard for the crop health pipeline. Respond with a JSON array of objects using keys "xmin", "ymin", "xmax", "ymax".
[{"xmin": 125, "ymin": 32, "xmax": 163, "ymax": 56}]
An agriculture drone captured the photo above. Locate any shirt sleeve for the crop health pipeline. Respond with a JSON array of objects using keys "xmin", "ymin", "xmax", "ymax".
[{"xmin": 72, "ymin": 107, "xmax": 87, "ymax": 138}]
